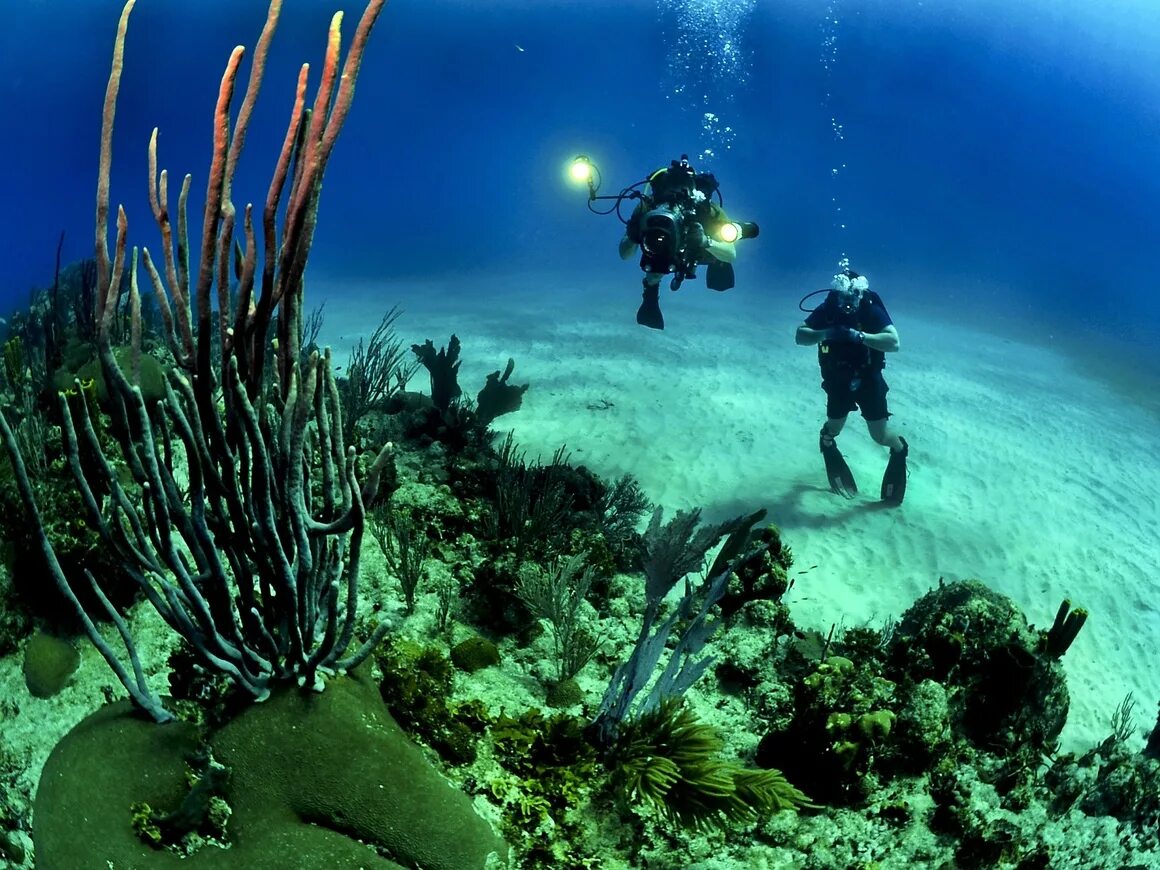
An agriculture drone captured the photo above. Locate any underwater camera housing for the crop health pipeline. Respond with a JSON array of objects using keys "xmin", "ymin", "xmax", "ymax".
[
  {"xmin": 640, "ymin": 202, "xmax": 693, "ymax": 277},
  {"xmin": 637, "ymin": 156, "xmax": 760, "ymax": 288},
  {"xmin": 638, "ymin": 156, "xmax": 701, "ymax": 280},
  {"xmin": 572, "ymin": 151, "xmax": 759, "ymax": 289}
]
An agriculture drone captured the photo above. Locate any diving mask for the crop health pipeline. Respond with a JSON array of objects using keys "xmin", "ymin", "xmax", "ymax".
[{"xmin": 831, "ymin": 273, "xmax": 869, "ymax": 314}]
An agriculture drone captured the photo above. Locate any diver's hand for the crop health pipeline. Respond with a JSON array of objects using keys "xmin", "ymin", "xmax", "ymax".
[
  {"xmin": 827, "ymin": 326, "xmax": 865, "ymax": 344},
  {"xmin": 685, "ymin": 221, "xmax": 708, "ymax": 251}
]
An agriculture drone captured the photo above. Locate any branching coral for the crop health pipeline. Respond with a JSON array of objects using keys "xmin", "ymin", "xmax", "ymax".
[
  {"xmin": 0, "ymin": 0, "xmax": 391, "ymax": 723},
  {"xmin": 338, "ymin": 304, "xmax": 418, "ymax": 443},
  {"xmin": 517, "ymin": 552, "xmax": 601, "ymax": 687}
]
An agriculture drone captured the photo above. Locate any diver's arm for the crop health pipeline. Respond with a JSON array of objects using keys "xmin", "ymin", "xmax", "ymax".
[
  {"xmin": 619, "ymin": 235, "xmax": 637, "ymax": 260},
  {"xmin": 863, "ymin": 324, "xmax": 900, "ymax": 352},
  {"xmin": 620, "ymin": 203, "xmax": 645, "ymax": 260},
  {"xmin": 703, "ymin": 238, "xmax": 737, "ymax": 264},
  {"xmin": 796, "ymin": 324, "xmax": 828, "ymax": 345}
]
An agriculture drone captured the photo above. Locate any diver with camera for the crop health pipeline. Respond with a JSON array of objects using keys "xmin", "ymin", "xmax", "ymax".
[{"xmin": 570, "ymin": 153, "xmax": 758, "ymax": 330}]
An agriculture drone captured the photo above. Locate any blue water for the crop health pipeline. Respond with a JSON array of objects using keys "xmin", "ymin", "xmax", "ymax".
[
  {"xmin": 3, "ymin": 4, "xmax": 1160, "ymax": 865},
  {"xmin": 1, "ymin": 0, "xmax": 1158, "ymax": 356}
]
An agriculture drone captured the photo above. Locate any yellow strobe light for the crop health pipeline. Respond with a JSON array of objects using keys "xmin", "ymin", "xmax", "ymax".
[{"xmin": 569, "ymin": 155, "xmax": 593, "ymax": 184}]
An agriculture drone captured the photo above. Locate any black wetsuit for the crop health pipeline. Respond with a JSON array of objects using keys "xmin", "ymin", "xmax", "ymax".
[{"xmin": 804, "ymin": 290, "xmax": 894, "ymax": 421}]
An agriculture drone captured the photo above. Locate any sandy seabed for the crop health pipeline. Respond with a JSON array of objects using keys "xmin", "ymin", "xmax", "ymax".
[{"xmin": 320, "ymin": 269, "xmax": 1160, "ymax": 754}]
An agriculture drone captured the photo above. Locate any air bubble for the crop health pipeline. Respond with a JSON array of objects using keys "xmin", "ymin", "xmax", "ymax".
[{"xmin": 659, "ymin": 0, "xmax": 756, "ymax": 156}]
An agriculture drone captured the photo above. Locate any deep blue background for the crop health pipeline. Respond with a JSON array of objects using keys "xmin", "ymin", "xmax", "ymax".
[{"xmin": 1, "ymin": 0, "xmax": 1158, "ymax": 353}]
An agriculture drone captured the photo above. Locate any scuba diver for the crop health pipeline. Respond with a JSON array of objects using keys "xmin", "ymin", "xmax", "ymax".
[
  {"xmin": 618, "ymin": 156, "xmax": 745, "ymax": 330},
  {"xmin": 795, "ymin": 265, "xmax": 909, "ymax": 505},
  {"xmin": 569, "ymin": 152, "xmax": 758, "ymax": 330}
]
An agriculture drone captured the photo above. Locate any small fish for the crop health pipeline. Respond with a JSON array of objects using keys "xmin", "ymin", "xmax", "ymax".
[{"xmin": 514, "ymin": 44, "xmax": 525, "ymax": 52}]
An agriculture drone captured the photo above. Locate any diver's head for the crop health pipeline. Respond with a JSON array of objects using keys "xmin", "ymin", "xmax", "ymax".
[
  {"xmin": 832, "ymin": 268, "xmax": 869, "ymax": 314},
  {"xmin": 694, "ymin": 171, "xmax": 719, "ymax": 198},
  {"xmin": 670, "ymin": 154, "xmax": 696, "ymax": 185}
]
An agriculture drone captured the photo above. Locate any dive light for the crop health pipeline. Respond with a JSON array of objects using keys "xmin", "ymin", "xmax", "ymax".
[
  {"xmin": 568, "ymin": 154, "xmax": 601, "ymax": 200},
  {"xmin": 717, "ymin": 221, "xmax": 760, "ymax": 243}
]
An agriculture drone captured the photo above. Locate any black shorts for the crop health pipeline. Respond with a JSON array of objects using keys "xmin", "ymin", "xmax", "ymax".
[{"xmin": 822, "ymin": 369, "xmax": 890, "ymax": 421}]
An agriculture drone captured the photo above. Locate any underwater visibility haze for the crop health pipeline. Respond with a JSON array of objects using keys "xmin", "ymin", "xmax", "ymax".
[{"xmin": 0, "ymin": 0, "xmax": 1157, "ymax": 867}]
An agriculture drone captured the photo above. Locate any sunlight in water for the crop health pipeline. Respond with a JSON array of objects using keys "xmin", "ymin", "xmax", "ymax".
[{"xmin": 657, "ymin": 0, "xmax": 756, "ymax": 162}]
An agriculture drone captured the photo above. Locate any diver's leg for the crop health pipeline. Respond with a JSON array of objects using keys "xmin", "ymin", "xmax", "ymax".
[
  {"xmin": 863, "ymin": 377, "xmax": 908, "ymax": 504},
  {"xmin": 819, "ymin": 389, "xmax": 856, "ymax": 496},
  {"xmin": 822, "ymin": 416, "xmax": 847, "ymax": 442},
  {"xmin": 866, "ymin": 418, "xmax": 905, "ymax": 453},
  {"xmin": 821, "ymin": 381, "xmax": 852, "ymax": 445}
]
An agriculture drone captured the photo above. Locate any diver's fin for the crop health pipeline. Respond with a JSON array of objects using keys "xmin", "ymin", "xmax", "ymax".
[
  {"xmin": 880, "ymin": 437, "xmax": 909, "ymax": 505},
  {"xmin": 636, "ymin": 285, "xmax": 665, "ymax": 330},
  {"xmin": 706, "ymin": 260, "xmax": 735, "ymax": 291},
  {"xmin": 819, "ymin": 427, "xmax": 857, "ymax": 498}
]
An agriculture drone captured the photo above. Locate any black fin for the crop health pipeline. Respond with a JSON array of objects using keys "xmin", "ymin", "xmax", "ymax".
[
  {"xmin": 819, "ymin": 428, "xmax": 857, "ymax": 498},
  {"xmin": 881, "ymin": 437, "xmax": 908, "ymax": 505},
  {"xmin": 705, "ymin": 260, "xmax": 734, "ymax": 291},
  {"xmin": 636, "ymin": 288, "xmax": 665, "ymax": 330}
]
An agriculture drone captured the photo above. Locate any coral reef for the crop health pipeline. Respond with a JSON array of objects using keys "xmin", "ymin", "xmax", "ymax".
[{"xmin": 0, "ymin": 3, "xmax": 1158, "ymax": 870}]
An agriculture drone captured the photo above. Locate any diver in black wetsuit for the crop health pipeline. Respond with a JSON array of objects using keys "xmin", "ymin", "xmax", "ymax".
[{"xmin": 795, "ymin": 267, "xmax": 909, "ymax": 505}]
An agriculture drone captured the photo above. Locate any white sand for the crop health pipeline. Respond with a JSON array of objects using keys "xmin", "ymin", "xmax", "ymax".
[{"xmin": 319, "ymin": 270, "xmax": 1160, "ymax": 754}]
